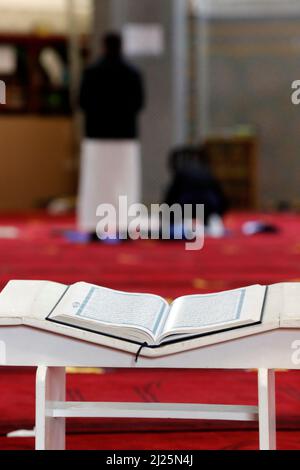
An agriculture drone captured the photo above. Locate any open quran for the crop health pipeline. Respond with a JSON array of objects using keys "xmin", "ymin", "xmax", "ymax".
[{"xmin": 0, "ymin": 281, "xmax": 266, "ymax": 348}]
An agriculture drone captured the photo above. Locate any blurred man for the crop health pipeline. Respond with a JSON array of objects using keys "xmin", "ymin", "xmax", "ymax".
[{"xmin": 78, "ymin": 32, "xmax": 145, "ymax": 238}]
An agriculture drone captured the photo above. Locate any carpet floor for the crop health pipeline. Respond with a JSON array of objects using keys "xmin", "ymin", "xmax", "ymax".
[{"xmin": 0, "ymin": 211, "xmax": 300, "ymax": 450}]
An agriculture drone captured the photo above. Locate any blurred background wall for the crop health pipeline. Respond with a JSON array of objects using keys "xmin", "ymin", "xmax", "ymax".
[
  {"xmin": 1, "ymin": 0, "xmax": 300, "ymax": 212},
  {"xmin": 191, "ymin": 0, "xmax": 300, "ymax": 209},
  {"xmin": 93, "ymin": 0, "xmax": 188, "ymax": 204},
  {"xmin": 0, "ymin": 0, "xmax": 93, "ymax": 211},
  {"xmin": 0, "ymin": 0, "xmax": 92, "ymax": 34}
]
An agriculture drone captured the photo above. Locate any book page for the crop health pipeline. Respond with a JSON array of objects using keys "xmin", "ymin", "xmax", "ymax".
[
  {"xmin": 49, "ymin": 283, "xmax": 169, "ymax": 335},
  {"xmin": 160, "ymin": 285, "xmax": 266, "ymax": 340},
  {"xmin": 165, "ymin": 289, "xmax": 245, "ymax": 331}
]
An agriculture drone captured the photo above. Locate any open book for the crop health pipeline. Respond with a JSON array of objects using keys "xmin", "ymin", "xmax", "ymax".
[{"xmin": 47, "ymin": 282, "xmax": 267, "ymax": 347}]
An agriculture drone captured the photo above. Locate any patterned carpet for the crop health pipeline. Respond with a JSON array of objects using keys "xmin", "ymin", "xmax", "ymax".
[{"xmin": 0, "ymin": 211, "xmax": 300, "ymax": 450}]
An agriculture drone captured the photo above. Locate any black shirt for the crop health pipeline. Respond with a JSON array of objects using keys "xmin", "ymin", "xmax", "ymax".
[{"xmin": 79, "ymin": 57, "xmax": 145, "ymax": 139}]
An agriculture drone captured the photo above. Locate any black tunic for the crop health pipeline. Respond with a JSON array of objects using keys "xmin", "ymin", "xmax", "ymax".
[{"xmin": 79, "ymin": 57, "xmax": 145, "ymax": 140}]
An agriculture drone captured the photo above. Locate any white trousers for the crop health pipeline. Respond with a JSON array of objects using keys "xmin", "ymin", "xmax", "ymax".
[{"xmin": 77, "ymin": 139, "xmax": 141, "ymax": 232}]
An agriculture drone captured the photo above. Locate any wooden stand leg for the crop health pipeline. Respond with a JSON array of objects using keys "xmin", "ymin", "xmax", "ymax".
[
  {"xmin": 258, "ymin": 369, "xmax": 276, "ymax": 450},
  {"xmin": 35, "ymin": 366, "xmax": 66, "ymax": 450}
]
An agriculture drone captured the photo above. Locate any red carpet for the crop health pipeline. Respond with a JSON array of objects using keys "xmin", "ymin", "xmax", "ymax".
[{"xmin": 1, "ymin": 211, "xmax": 300, "ymax": 450}]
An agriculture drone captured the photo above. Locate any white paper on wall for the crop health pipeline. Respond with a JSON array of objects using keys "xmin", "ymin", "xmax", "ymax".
[{"xmin": 123, "ymin": 24, "xmax": 165, "ymax": 57}]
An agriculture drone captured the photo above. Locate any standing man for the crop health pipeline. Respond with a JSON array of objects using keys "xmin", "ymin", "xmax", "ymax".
[{"xmin": 78, "ymin": 32, "xmax": 145, "ymax": 238}]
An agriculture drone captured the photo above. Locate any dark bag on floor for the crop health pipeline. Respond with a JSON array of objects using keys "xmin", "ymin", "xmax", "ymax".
[{"xmin": 165, "ymin": 146, "xmax": 228, "ymax": 225}]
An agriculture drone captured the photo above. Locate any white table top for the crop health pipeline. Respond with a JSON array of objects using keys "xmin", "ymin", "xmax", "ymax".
[{"xmin": 0, "ymin": 324, "xmax": 300, "ymax": 370}]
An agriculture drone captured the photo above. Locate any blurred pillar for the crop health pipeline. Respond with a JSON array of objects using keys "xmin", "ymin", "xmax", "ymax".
[
  {"xmin": 93, "ymin": 0, "xmax": 188, "ymax": 204},
  {"xmin": 66, "ymin": 0, "xmax": 81, "ymax": 110},
  {"xmin": 92, "ymin": 0, "xmax": 111, "ymax": 59},
  {"xmin": 197, "ymin": 12, "xmax": 210, "ymax": 141},
  {"xmin": 65, "ymin": 0, "xmax": 83, "ymax": 187}
]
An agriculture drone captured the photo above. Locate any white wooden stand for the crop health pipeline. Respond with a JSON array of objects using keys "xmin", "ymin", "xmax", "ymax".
[
  {"xmin": 36, "ymin": 367, "xmax": 66, "ymax": 450},
  {"xmin": 258, "ymin": 369, "xmax": 276, "ymax": 450},
  {"xmin": 1, "ymin": 324, "xmax": 296, "ymax": 451},
  {"xmin": 34, "ymin": 365, "xmax": 275, "ymax": 451}
]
